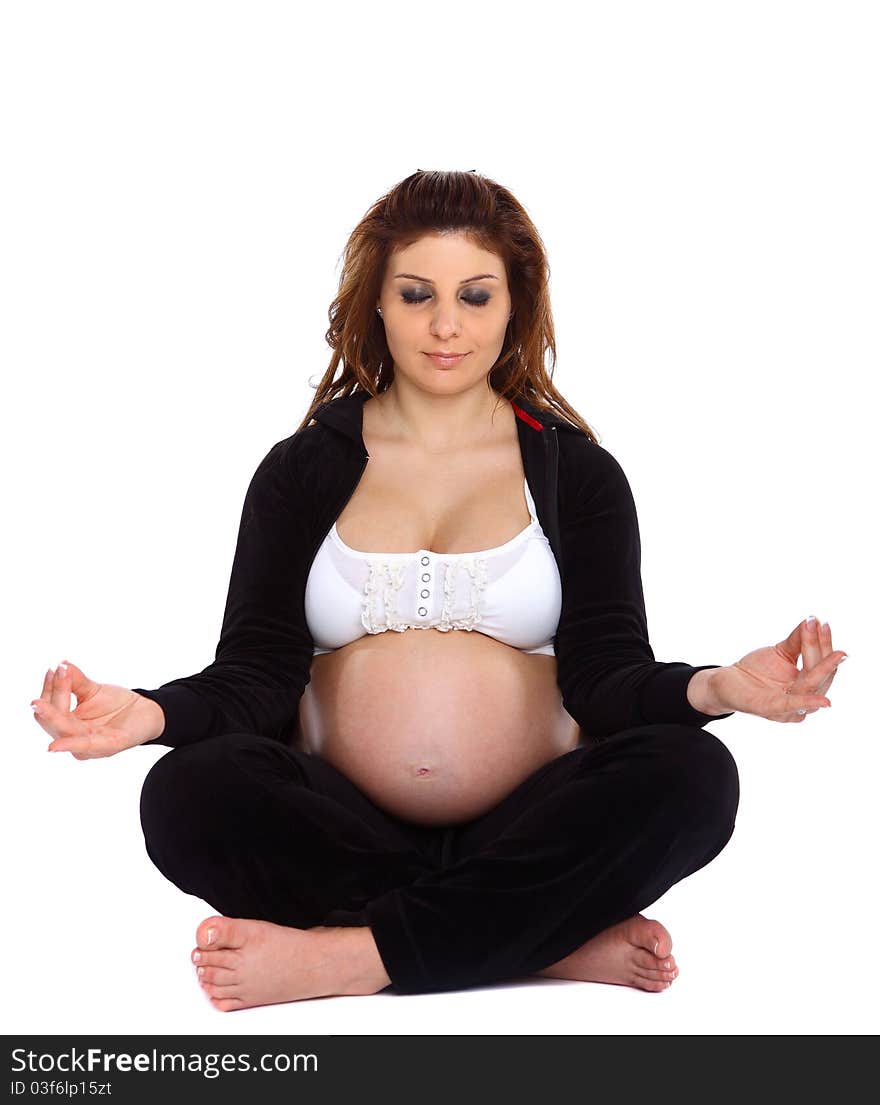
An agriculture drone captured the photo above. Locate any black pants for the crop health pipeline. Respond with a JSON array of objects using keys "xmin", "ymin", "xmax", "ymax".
[{"xmin": 139, "ymin": 723, "xmax": 739, "ymax": 995}]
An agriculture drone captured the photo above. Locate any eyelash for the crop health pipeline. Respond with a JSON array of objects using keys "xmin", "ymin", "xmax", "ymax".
[{"xmin": 400, "ymin": 292, "xmax": 490, "ymax": 308}]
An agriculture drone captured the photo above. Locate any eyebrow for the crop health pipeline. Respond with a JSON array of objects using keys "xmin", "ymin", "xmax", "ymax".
[{"xmin": 392, "ymin": 272, "xmax": 499, "ymax": 284}]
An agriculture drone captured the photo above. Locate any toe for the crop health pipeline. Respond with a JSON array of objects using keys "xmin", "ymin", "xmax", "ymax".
[
  {"xmin": 192, "ymin": 947, "xmax": 237, "ymax": 970},
  {"xmin": 208, "ymin": 994, "xmax": 244, "ymax": 1012},
  {"xmin": 200, "ymin": 974, "xmax": 239, "ymax": 993},
  {"xmin": 634, "ymin": 948, "xmax": 677, "ymax": 972},
  {"xmin": 646, "ymin": 918, "xmax": 673, "ymax": 961},
  {"xmin": 636, "ymin": 976, "xmax": 671, "ymax": 993},
  {"xmin": 201, "ymin": 980, "xmax": 244, "ymax": 1009},
  {"xmin": 636, "ymin": 966, "xmax": 679, "ymax": 984},
  {"xmin": 628, "ymin": 914, "xmax": 673, "ymax": 961},
  {"xmin": 196, "ymin": 964, "xmax": 237, "ymax": 985},
  {"xmin": 196, "ymin": 915, "xmax": 227, "ymax": 949},
  {"xmin": 196, "ymin": 915, "xmax": 247, "ymax": 951}
]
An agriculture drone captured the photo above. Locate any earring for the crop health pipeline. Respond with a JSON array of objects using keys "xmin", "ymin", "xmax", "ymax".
[{"xmin": 377, "ymin": 307, "xmax": 383, "ymax": 317}]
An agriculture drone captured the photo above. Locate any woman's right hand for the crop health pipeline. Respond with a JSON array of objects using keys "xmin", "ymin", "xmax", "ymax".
[{"xmin": 31, "ymin": 661, "xmax": 166, "ymax": 759}]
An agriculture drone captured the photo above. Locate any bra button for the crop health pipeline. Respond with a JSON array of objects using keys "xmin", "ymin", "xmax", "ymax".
[
  {"xmin": 418, "ymin": 607, "xmax": 428, "ymax": 617},
  {"xmin": 420, "ymin": 589, "xmax": 429, "ymax": 599},
  {"xmin": 420, "ymin": 555, "xmax": 430, "ymax": 566}
]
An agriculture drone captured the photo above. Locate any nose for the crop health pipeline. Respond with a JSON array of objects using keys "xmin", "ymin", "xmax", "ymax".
[{"xmin": 429, "ymin": 300, "xmax": 462, "ymax": 338}]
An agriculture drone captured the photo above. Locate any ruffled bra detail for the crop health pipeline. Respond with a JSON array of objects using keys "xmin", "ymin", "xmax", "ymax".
[{"xmin": 306, "ymin": 477, "xmax": 560, "ymax": 656}]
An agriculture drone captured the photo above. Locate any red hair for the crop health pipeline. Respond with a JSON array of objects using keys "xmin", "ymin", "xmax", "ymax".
[{"xmin": 295, "ymin": 168, "xmax": 599, "ymax": 443}]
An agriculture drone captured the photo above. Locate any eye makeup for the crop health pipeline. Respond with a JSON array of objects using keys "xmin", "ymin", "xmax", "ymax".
[{"xmin": 400, "ymin": 288, "xmax": 491, "ymax": 308}]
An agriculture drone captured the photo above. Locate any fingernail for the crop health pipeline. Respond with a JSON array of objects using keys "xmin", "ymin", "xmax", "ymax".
[
  {"xmin": 806, "ymin": 615, "xmax": 817, "ymax": 630},
  {"xmin": 206, "ymin": 928, "xmax": 216, "ymax": 945},
  {"xmin": 838, "ymin": 654, "xmax": 848, "ymax": 663},
  {"xmin": 31, "ymin": 702, "xmax": 42, "ymax": 713},
  {"xmin": 57, "ymin": 662, "xmax": 68, "ymax": 677}
]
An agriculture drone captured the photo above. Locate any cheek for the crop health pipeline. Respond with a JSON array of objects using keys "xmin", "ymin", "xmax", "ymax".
[
  {"xmin": 385, "ymin": 309, "xmax": 507, "ymax": 348},
  {"xmin": 478, "ymin": 315, "xmax": 511, "ymax": 345},
  {"xmin": 391, "ymin": 311, "xmax": 426, "ymax": 335},
  {"xmin": 382, "ymin": 317, "xmax": 417, "ymax": 349},
  {"xmin": 464, "ymin": 310, "xmax": 506, "ymax": 338}
]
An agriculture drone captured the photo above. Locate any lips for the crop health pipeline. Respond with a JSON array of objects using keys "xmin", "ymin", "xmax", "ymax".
[{"xmin": 425, "ymin": 352, "xmax": 468, "ymax": 366}]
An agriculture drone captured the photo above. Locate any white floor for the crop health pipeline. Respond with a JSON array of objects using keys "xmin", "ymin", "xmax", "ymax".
[{"xmin": 6, "ymin": 709, "xmax": 876, "ymax": 1036}]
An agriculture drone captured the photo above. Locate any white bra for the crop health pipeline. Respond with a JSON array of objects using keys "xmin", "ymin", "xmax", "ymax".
[{"xmin": 305, "ymin": 476, "xmax": 562, "ymax": 656}]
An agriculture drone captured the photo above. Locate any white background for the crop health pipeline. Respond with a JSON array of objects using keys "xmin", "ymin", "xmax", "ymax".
[{"xmin": 3, "ymin": 0, "xmax": 876, "ymax": 1036}]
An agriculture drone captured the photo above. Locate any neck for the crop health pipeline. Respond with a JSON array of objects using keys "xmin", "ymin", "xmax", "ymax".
[{"xmin": 374, "ymin": 380, "xmax": 510, "ymax": 454}]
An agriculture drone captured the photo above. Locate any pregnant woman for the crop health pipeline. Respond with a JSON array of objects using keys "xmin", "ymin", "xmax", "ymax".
[{"xmin": 31, "ymin": 170, "xmax": 847, "ymax": 1013}]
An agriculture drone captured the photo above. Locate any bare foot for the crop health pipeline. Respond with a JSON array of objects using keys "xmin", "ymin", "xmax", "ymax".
[
  {"xmin": 190, "ymin": 916, "xmax": 392, "ymax": 1012},
  {"xmin": 532, "ymin": 914, "xmax": 679, "ymax": 992}
]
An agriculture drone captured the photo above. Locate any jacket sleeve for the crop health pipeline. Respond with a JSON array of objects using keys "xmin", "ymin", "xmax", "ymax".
[
  {"xmin": 554, "ymin": 439, "xmax": 734, "ymax": 741},
  {"xmin": 132, "ymin": 438, "xmax": 314, "ymax": 748}
]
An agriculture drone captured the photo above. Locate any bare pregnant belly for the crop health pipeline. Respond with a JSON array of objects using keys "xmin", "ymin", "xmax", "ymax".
[{"xmin": 296, "ymin": 629, "xmax": 583, "ymax": 826}]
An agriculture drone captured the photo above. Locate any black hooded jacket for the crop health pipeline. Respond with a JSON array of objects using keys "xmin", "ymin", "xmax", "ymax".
[{"xmin": 134, "ymin": 390, "xmax": 733, "ymax": 748}]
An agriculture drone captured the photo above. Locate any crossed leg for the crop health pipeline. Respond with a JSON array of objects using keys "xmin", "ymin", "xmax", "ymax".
[
  {"xmin": 140, "ymin": 724, "xmax": 738, "ymax": 1010},
  {"xmin": 186, "ymin": 910, "xmax": 679, "ymax": 1012}
]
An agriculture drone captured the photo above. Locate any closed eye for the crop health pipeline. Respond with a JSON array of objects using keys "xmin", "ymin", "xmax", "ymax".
[{"xmin": 401, "ymin": 292, "xmax": 490, "ymax": 308}]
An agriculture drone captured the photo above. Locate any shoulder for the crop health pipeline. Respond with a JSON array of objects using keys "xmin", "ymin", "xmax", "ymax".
[
  {"xmin": 557, "ymin": 428, "xmax": 631, "ymax": 493},
  {"xmin": 251, "ymin": 421, "xmax": 336, "ymax": 487}
]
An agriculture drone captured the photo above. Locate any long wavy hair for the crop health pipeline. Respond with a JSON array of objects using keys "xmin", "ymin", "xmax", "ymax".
[{"xmin": 293, "ymin": 169, "xmax": 600, "ymax": 444}]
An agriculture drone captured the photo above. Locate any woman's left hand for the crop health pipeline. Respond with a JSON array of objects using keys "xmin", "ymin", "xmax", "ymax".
[{"xmin": 708, "ymin": 617, "xmax": 848, "ymax": 722}]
